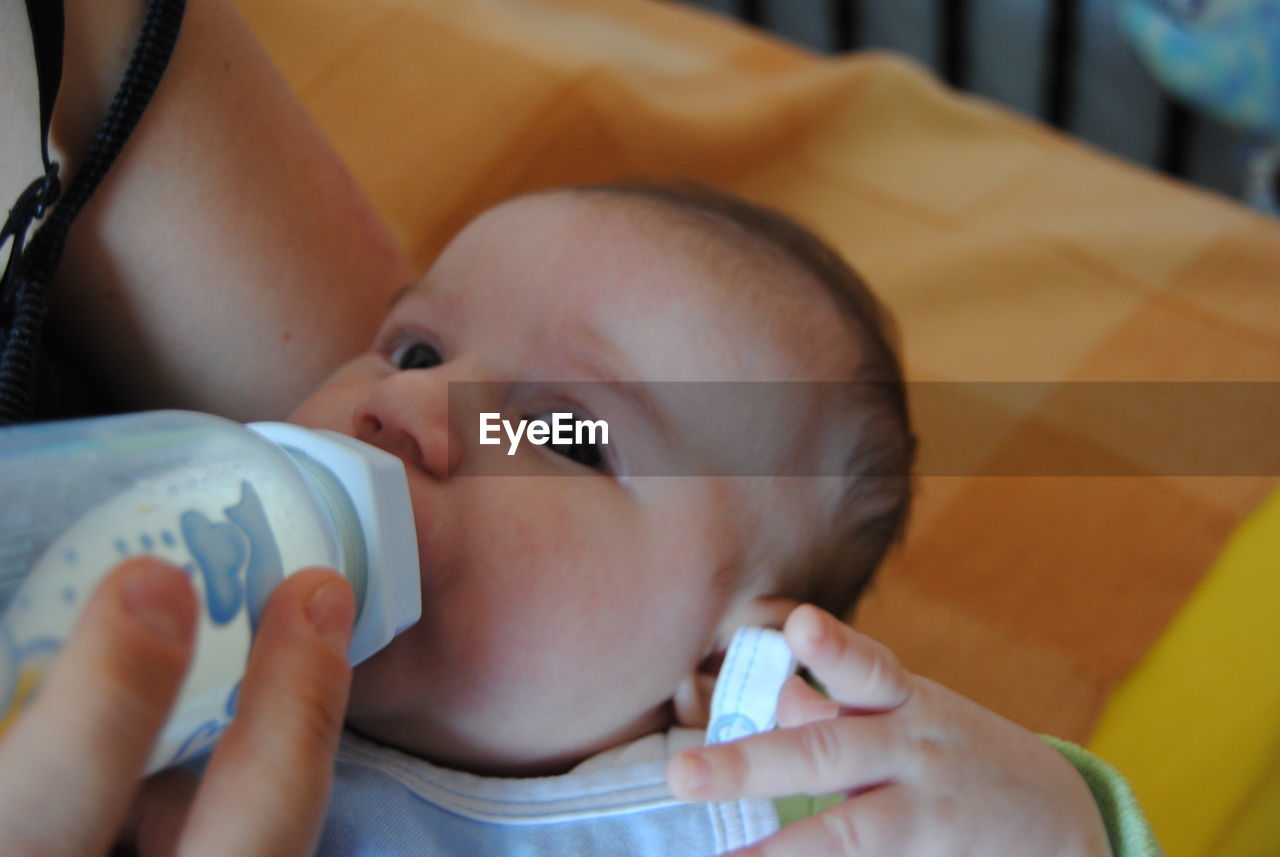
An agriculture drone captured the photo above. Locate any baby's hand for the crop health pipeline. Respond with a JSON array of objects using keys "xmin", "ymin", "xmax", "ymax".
[{"xmin": 668, "ymin": 605, "xmax": 1112, "ymax": 857}]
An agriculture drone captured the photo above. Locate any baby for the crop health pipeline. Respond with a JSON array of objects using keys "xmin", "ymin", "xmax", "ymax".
[
  {"xmin": 289, "ymin": 182, "xmax": 912, "ymax": 775},
  {"xmin": 279, "ymin": 183, "xmax": 1126, "ymax": 856},
  {"xmin": 0, "ymin": 181, "xmax": 1135, "ymax": 857}
]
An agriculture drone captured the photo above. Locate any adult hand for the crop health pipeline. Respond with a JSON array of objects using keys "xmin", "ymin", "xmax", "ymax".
[
  {"xmin": 0, "ymin": 557, "xmax": 354, "ymax": 857},
  {"xmin": 668, "ymin": 604, "xmax": 1112, "ymax": 857}
]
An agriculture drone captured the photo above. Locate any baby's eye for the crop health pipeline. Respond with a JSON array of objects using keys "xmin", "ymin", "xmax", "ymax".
[
  {"xmin": 534, "ymin": 412, "xmax": 608, "ymax": 472},
  {"xmin": 551, "ymin": 435, "xmax": 606, "ymax": 471},
  {"xmin": 390, "ymin": 340, "xmax": 443, "ymax": 371}
]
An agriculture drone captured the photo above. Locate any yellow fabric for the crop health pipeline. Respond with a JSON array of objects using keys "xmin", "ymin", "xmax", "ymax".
[
  {"xmin": 1089, "ymin": 486, "xmax": 1280, "ymax": 857},
  {"xmin": 233, "ymin": 1, "xmax": 1280, "ymax": 853}
]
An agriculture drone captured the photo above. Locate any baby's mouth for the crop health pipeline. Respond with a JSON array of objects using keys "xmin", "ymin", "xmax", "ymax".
[{"xmin": 399, "ymin": 479, "xmax": 441, "ymax": 573}]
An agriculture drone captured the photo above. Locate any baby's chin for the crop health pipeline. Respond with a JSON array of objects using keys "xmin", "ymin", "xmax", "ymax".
[
  {"xmin": 342, "ymin": 712, "xmax": 645, "ymax": 779},
  {"xmin": 344, "ymin": 656, "xmax": 676, "ymax": 777}
]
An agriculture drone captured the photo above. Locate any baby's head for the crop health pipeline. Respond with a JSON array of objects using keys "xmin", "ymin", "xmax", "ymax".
[{"xmin": 289, "ymin": 183, "xmax": 915, "ymax": 776}]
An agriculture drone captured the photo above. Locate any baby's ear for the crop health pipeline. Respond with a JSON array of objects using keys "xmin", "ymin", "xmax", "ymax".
[{"xmin": 671, "ymin": 596, "xmax": 801, "ymax": 728}]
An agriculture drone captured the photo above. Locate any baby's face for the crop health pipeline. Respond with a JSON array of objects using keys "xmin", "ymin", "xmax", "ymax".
[{"xmin": 289, "ymin": 192, "xmax": 841, "ymax": 775}]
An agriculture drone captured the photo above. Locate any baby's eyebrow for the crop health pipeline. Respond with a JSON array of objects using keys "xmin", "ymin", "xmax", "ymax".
[
  {"xmin": 602, "ymin": 378, "xmax": 674, "ymax": 448},
  {"xmin": 388, "ymin": 280, "xmax": 422, "ymax": 307},
  {"xmin": 566, "ymin": 325, "xmax": 675, "ymax": 446}
]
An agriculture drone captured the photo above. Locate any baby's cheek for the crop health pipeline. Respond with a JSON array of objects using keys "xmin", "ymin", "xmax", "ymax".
[
  {"xmin": 289, "ymin": 356, "xmax": 386, "ymax": 426},
  {"xmin": 472, "ymin": 480, "xmax": 611, "ymax": 567},
  {"xmin": 288, "ymin": 382, "xmax": 359, "ymax": 432},
  {"xmin": 471, "ymin": 488, "xmax": 642, "ymax": 625}
]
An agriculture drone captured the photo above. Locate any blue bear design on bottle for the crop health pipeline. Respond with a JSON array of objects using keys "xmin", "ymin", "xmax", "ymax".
[{"xmin": 179, "ymin": 480, "xmax": 284, "ymax": 630}]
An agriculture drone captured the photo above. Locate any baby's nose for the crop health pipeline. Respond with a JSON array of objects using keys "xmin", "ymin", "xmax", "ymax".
[
  {"xmin": 357, "ymin": 412, "xmax": 424, "ymax": 467},
  {"xmin": 354, "ymin": 376, "xmax": 461, "ymax": 479}
]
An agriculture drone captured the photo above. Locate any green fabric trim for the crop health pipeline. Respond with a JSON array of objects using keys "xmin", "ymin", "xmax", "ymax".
[
  {"xmin": 773, "ymin": 792, "xmax": 843, "ymax": 827},
  {"xmin": 1040, "ymin": 736, "xmax": 1164, "ymax": 857},
  {"xmin": 771, "ymin": 737, "xmax": 1163, "ymax": 857}
]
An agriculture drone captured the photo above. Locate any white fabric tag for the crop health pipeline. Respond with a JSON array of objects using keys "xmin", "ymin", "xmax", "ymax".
[{"xmin": 705, "ymin": 627, "xmax": 797, "ymax": 746}]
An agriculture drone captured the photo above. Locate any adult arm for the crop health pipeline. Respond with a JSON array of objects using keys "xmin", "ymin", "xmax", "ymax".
[{"xmin": 3, "ymin": 0, "xmax": 415, "ymax": 421}]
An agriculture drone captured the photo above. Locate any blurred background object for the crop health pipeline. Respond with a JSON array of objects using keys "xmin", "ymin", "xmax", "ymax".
[{"xmin": 675, "ymin": 0, "xmax": 1280, "ymax": 214}]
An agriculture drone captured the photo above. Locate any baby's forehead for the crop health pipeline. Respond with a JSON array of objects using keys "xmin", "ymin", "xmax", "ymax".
[
  {"xmin": 468, "ymin": 190, "xmax": 866, "ymax": 446},
  {"xmin": 565, "ymin": 190, "xmax": 801, "ymax": 295},
  {"xmin": 562, "ymin": 191, "xmax": 863, "ymax": 374},
  {"xmin": 435, "ymin": 192, "xmax": 852, "ymax": 382}
]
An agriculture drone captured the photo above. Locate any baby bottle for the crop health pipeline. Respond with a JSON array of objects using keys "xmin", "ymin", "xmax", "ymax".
[{"xmin": 0, "ymin": 410, "xmax": 420, "ymax": 773}]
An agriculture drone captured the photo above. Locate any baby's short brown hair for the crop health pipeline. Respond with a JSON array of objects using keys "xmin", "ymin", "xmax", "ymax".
[{"xmin": 574, "ymin": 181, "xmax": 917, "ymax": 619}]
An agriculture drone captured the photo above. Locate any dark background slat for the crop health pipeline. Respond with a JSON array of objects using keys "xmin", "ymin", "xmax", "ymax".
[{"xmin": 1044, "ymin": 0, "xmax": 1079, "ymax": 128}]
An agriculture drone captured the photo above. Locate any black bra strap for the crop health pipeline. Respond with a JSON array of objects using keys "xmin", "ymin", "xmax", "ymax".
[
  {"xmin": 25, "ymin": 0, "xmax": 64, "ymax": 179},
  {"xmin": 0, "ymin": 0, "xmax": 65, "ymax": 295},
  {"xmin": 0, "ymin": 0, "xmax": 187, "ymax": 424}
]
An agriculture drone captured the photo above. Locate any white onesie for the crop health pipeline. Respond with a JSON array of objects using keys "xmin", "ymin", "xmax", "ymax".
[{"xmin": 318, "ymin": 627, "xmax": 797, "ymax": 857}]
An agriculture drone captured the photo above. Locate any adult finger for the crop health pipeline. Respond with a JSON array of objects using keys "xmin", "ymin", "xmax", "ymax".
[
  {"xmin": 177, "ymin": 567, "xmax": 354, "ymax": 857},
  {"xmin": 119, "ymin": 768, "xmax": 200, "ymax": 857},
  {"xmin": 783, "ymin": 605, "xmax": 911, "ymax": 712},
  {"xmin": 0, "ymin": 558, "xmax": 196, "ymax": 857},
  {"xmin": 725, "ymin": 784, "xmax": 914, "ymax": 857},
  {"xmin": 669, "ymin": 714, "xmax": 903, "ymax": 801}
]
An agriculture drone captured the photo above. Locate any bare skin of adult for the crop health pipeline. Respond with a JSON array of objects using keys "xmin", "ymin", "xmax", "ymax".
[
  {"xmin": 2, "ymin": 1, "xmax": 406, "ymax": 853},
  {"xmin": 2, "ymin": 0, "xmax": 414, "ymax": 420}
]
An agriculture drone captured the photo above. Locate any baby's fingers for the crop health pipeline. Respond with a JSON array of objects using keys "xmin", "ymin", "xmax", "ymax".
[
  {"xmin": 0, "ymin": 559, "xmax": 196, "ymax": 857},
  {"xmin": 726, "ymin": 785, "xmax": 913, "ymax": 857},
  {"xmin": 784, "ymin": 605, "xmax": 910, "ymax": 712},
  {"xmin": 669, "ymin": 714, "xmax": 902, "ymax": 802}
]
